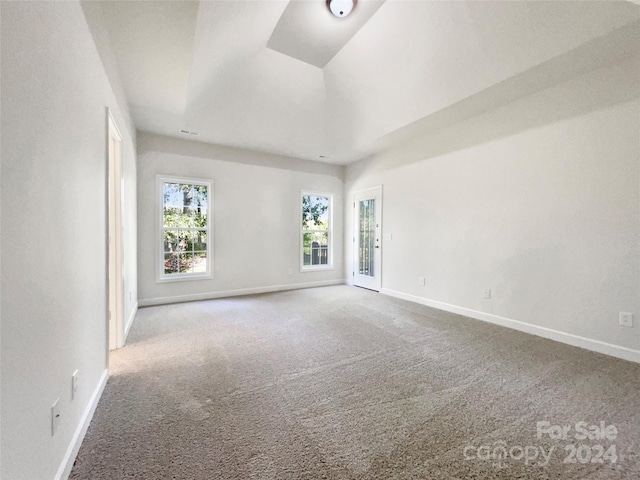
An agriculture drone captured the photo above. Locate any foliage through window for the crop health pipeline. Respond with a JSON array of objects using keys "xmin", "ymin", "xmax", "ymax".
[
  {"xmin": 302, "ymin": 193, "xmax": 332, "ymax": 269},
  {"xmin": 158, "ymin": 176, "xmax": 212, "ymax": 280}
]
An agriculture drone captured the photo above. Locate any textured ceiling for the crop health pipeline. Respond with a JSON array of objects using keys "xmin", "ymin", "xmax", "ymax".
[{"xmin": 97, "ymin": 0, "xmax": 640, "ymax": 165}]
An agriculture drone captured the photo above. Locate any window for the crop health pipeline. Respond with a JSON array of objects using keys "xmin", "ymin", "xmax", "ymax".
[
  {"xmin": 158, "ymin": 175, "xmax": 212, "ymax": 282},
  {"xmin": 301, "ymin": 192, "xmax": 332, "ymax": 270}
]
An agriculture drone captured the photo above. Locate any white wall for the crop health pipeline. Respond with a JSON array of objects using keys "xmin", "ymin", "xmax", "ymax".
[
  {"xmin": 137, "ymin": 133, "xmax": 344, "ymax": 306},
  {"xmin": 0, "ymin": 2, "xmax": 137, "ymax": 479},
  {"xmin": 346, "ymin": 53, "xmax": 640, "ymax": 361},
  {"xmin": 81, "ymin": 0, "xmax": 139, "ymax": 334}
]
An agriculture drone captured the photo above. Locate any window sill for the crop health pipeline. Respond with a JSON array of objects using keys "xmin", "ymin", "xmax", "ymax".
[
  {"xmin": 300, "ymin": 266, "xmax": 334, "ymax": 273},
  {"xmin": 157, "ymin": 273, "xmax": 213, "ymax": 284}
]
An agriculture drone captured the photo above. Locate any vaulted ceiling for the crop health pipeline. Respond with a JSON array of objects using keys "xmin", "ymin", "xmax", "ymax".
[{"xmin": 97, "ymin": 0, "xmax": 640, "ymax": 164}]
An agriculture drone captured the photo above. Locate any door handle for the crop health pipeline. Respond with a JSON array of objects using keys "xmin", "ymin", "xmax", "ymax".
[{"xmin": 375, "ymin": 246, "xmax": 380, "ymax": 249}]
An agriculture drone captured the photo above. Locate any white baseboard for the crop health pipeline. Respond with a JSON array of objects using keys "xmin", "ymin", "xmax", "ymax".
[
  {"xmin": 139, "ymin": 279, "xmax": 347, "ymax": 307},
  {"xmin": 55, "ymin": 368, "xmax": 109, "ymax": 480},
  {"xmin": 381, "ymin": 288, "xmax": 640, "ymax": 364},
  {"xmin": 124, "ymin": 301, "xmax": 138, "ymax": 342}
]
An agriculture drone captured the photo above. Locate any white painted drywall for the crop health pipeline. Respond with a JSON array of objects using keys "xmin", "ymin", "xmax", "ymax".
[
  {"xmin": 137, "ymin": 133, "xmax": 345, "ymax": 305},
  {"xmin": 1, "ymin": 2, "xmax": 137, "ymax": 478},
  {"xmin": 81, "ymin": 0, "xmax": 139, "ymax": 336},
  {"xmin": 345, "ymin": 53, "xmax": 640, "ymax": 356}
]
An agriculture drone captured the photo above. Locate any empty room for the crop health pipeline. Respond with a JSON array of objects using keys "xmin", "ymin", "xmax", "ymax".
[{"xmin": 1, "ymin": 0, "xmax": 640, "ymax": 479}]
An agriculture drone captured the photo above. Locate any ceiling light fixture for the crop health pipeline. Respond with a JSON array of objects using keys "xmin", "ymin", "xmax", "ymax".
[{"xmin": 327, "ymin": 0, "xmax": 355, "ymax": 18}]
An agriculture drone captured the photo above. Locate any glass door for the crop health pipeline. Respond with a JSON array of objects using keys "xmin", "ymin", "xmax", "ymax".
[{"xmin": 353, "ymin": 186, "xmax": 382, "ymax": 291}]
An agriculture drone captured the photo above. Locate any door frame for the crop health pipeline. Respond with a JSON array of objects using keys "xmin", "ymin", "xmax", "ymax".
[
  {"xmin": 353, "ymin": 185, "xmax": 383, "ymax": 291},
  {"xmin": 107, "ymin": 108, "xmax": 124, "ymax": 351}
]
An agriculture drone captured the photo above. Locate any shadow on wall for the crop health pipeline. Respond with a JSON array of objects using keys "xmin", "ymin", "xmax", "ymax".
[{"xmin": 355, "ymin": 21, "xmax": 640, "ymax": 175}]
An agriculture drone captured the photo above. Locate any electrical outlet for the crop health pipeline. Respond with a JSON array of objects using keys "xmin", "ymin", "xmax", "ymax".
[
  {"xmin": 51, "ymin": 398, "xmax": 60, "ymax": 436},
  {"xmin": 619, "ymin": 312, "xmax": 633, "ymax": 328},
  {"xmin": 483, "ymin": 288, "xmax": 491, "ymax": 299},
  {"xmin": 72, "ymin": 370, "xmax": 79, "ymax": 400},
  {"xmin": 418, "ymin": 277, "xmax": 425, "ymax": 286}
]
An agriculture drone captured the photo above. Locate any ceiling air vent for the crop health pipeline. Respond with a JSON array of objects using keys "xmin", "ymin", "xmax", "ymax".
[{"xmin": 180, "ymin": 129, "xmax": 199, "ymax": 136}]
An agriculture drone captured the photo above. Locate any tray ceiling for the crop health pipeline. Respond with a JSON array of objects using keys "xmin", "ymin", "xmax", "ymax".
[{"xmin": 95, "ymin": 0, "xmax": 640, "ymax": 164}]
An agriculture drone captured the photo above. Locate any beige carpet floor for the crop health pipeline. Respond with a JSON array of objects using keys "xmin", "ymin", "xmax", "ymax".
[{"xmin": 71, "ymin": 285, "xmax": 640, "ymax": 479}]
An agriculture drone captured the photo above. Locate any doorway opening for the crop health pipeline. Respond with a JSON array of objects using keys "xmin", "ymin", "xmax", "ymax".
[{"xmin": 107, "ymin": 109, "xmax": 124, "ymax": 351}]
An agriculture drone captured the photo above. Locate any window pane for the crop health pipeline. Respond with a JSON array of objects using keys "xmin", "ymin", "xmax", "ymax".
[
  {"xmin": 192, "ymin": 252, "xmax": 207, "ymax": 273},
  {"xmin": 163, "ymin": 183, "xmax": 208, "ymax": 228},
  {"xmin": 165, "ymin": 248, "xmax": 205, "ymax": 273},
  {"xmin": 302, "ymin": 195, "xmax": 329, "ymax": 229},
  {"xmin": 164, "ymin": 229, "xmax": 208, "ymax": 274},
  {"xmin": 303, "ymin": 232, "xmax": 328, "ymax": 266},
  {"xmin": 193, "ymin": 230, "xmax": 207, "ymax": 252},
  {"xmin": 170, "ymin": 252, "xmax": 207, "ymax": 274},
  {"xmin": 164, "ymin": 230, "xmax": 180, "ymax": 253},
  {"xmin": 164, "ymin": 253, "xmax": 179, "ymax": 274},
  {"xmin": 178, "ymin": 253, "xmax": 192, "ymax": 274},
  {"xmin": 182, "ymin": 230, "xmax": 197, "ymax": 251},
  {"xmin": 359, "ymin": 199, "xmax": 375, "ymax": 276}
]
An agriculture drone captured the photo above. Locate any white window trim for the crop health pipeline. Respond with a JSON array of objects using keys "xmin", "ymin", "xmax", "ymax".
[
  {"xmin": 300, "ymin": 191, "xmax": 334, "ymax": 272},
  {"xmin": 156, "ymin": 174, "xmax": 213, "ymax": 283}
]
